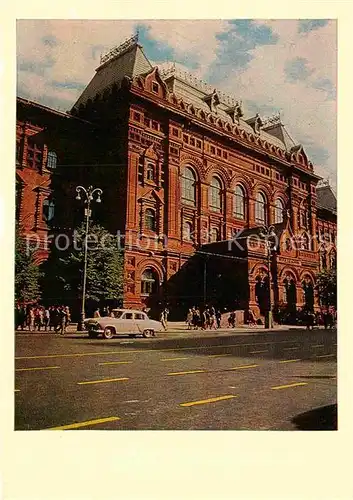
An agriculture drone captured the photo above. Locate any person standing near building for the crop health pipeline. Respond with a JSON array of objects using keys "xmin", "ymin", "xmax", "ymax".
[
  {"xmin": 58, "ymin": 306, "xmax": 68, "ymax": 335},
  {"xmin": 216, "ymin": 309, "xmax": 222, "ymax": 329},
  {"xmin": 93, "ymin": 308, "xmax": 101, "ymax": 318},
  {"xmin": 44, "ymin": 307, "xmax": 50, "ymax": 332},
  {"xmin": 186, "ymin": 309, "xmax": 193, "ymax": 330}
]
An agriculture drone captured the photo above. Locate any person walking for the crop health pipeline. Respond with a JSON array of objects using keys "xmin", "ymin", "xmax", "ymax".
[
  {"xmin": 58, "ymin": 306, "xmax": 68, "ymax": 335},
  {"xmin": 160, "ymin": 309, "xmax": 167, "ymax": 331},
  {"xmin": 44, "ymin": 307, "xmax": 50, "ymax": 332},
  {"xmin": 228, "ymin": 311, "xmax": 236, "ymax": 328},
  {"xmin": 216, "ymin": 309, "xmax": 222, "ymax": 329},
  {"xmin": 93, "ymin": 308, "xmax": 101, "ymax": 318},
  {"xmin": 186, "ymin": 309, "xmax": 193, "ymax": 330}
]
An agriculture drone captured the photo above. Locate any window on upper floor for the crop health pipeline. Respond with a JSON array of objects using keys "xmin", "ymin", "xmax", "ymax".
[
  {"xmin": 183, "ymin": 221, "xmax": 193, "ymax": 241},
  {"xmin": 181, "ymin": 167, "xmax": 196, "ymax": 206},
  {"xmin": 152, "ymin": 82, "xmax": 159, "ymax": 93},
  {"xmin": 43, "ymin": 199, "xmax": 55, "ymax": 222},
  {"xmin": 255, "ymin": 192, "xmax": 267, "ymax": 225},
  {"xmin": 27, "ymin": 140, "xmax": 43, "ymax": 170},
  {"xmin": 146, "ymin": 163, "xmax": 155, "ymax": 182},
  {"xmin": 209, "ymin": 176, "xmax": 222, "ymax": 212},
  {"xmin": 274, "ymin": 198, "xmax": 285, "ymax": 224},
  {"xmin": 234, "ymin": 185, "xmax": 246, "ymax": 220},
  {"xmin": 46, "ymin": 151, "xmax": 57, "ymax": 169},
  {"xmin": 210, "ymin": 227, "xmax": 220, "ymax": 243},
  {"xmin": 145, "ymin": 208, "xmax": 156, "ymax": 232}
]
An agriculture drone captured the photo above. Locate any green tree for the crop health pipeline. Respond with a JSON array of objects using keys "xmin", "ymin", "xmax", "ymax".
[
  {"xmin": 15, "ymin": 223, "xmax": 42, "ymax": 303},
  {"xmin": 41, "ymin": 223, "xmax": 124, "ymax": 309},
  {"xmin": 316, "ymin": 268, "xmax": 337, "ymax": 308}
]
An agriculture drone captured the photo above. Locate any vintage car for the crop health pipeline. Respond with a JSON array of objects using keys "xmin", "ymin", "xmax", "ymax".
[{"xmin": 83, "ymin": 309, "xmax": 163, "ymax": 339}]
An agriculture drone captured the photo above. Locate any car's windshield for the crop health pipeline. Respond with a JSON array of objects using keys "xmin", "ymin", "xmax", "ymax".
[{"xmin": 111, "ymin": 311, "xmax": 123, "ymax": 319}]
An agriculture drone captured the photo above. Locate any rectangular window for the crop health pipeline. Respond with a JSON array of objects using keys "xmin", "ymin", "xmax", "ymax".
[
  {"xmin": 152, "ymin": 82, "xmax": 159, "ymax": 93},
  {"xmin": 133, "ymin": 112, "xmax": 141, "ymax": 122},
  {"xmin": 152, "ymin": 121, "xmax": 158, "ymax": 130},
  {"xmin": 27, "ymin": 141, "xmax": 42, "ymax": 170},
  {"xmin": 190, "ymin": 137, "xmax": 195, "ymax": 146},
  {"xmin": 144, "ymin": 118, "xmax": 150, "ymax": 127},
  {"xmin": 210, "ymin": 146, "xmax": 215, "ymax": 154},
  {"xmin": 172, "ymin": 128, "xmax": 179, "ymax": 137},
  {"xmin": 196, "ymin": 140, "xmax": 202, "ymax": 149},
  {"xmin": 183, "ymin": 134, "xmax": 189, "ymax": 143},
  {"xmin": 217, "ymin": 148, "xmax": 221, "ymax": 156},
  {"xmin": 223, "ymin": 151, "xmax": 227, "ymax": 159}
]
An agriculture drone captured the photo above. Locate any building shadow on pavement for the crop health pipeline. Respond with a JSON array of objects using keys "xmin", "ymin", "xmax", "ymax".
[{"xmin": 291, "ymin": 404, "xmax": 337, "ymax": 430}]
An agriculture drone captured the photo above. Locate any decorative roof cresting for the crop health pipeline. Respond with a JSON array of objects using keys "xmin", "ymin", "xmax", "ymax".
[{"xmin": 99, "ymin": 33, "xmax": 139, "ymax": 67}]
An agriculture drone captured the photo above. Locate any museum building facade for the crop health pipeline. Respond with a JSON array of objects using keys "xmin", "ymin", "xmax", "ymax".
[{"xmin": 16, "ymin": 35, "xmax": 337, "ymax": 318}]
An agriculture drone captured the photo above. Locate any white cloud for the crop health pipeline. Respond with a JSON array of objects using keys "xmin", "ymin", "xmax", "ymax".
[
  {"xmin": 143, "ymin": 20, "xmax": 229, "ymax": 75},
  {"xmin": 217, "ymin": 20, "xmax": 337, "ymax": 186}
]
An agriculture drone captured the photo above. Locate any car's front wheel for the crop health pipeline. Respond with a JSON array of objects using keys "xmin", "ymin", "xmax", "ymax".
[
  {"xmin": 143, "ymin": 329, "xmax": 154, "ymax": 338},
  {"xmin": 103, "ymin": 327, "xmax": 115, "ymax": 339}
]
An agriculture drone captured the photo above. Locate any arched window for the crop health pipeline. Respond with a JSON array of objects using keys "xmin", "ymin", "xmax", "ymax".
[
  {"xmin": 210, "ymin": 227, "xmax": 220, "ymax": 242},
  {"xmin": 43, "ymin": 199, "xmax": 55, "ymax": 222},
  {"xmin": 255, "ymin": 192, "xmax": 267, "ymax": 224},
  {"xmin": 274, "ymin": 198, "xmax": 284, "ymax": 223},
  {"xmin": 181, "ymin": 167, "xmax": 196, "ymax": 206},
  {"xmin": 145, "ymin": 208, "xmax": 156, "ymax": 231},
  {"xmin": 47, "ymin": 151, "xmax": 57, "ymax": 169},
  {"xmin": 183, "ymin": 221, "xmax": 193, "ymax": 241},
  {"xmin": 210, "ymin": 176, "xmax": 222, "ymax": 212},
  {"xmin": 146, "ymin": 163, "xmax": 154, "ymax": 181},
  {"xmin": 141, "ymin": 268, "xmax": 159, "ymax": 295},
  {"xmin": 234, "ymin": 185, "xmax": 246, "ymax": 219}
]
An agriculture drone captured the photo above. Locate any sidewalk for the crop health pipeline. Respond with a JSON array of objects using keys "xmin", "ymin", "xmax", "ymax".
[{"xmin": 15, "ymin": 322, "xmax": 307, "ymax": 335}]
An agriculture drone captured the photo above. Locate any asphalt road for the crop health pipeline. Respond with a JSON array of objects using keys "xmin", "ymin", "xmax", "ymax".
[{"xmin": 15, "ymin": 328, "xmax": 337, "ymax": 431}]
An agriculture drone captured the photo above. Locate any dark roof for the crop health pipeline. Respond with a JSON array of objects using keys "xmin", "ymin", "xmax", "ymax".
[{"xmin": 317, "ymin": 184, "xmax": 337, "ymax": 212}]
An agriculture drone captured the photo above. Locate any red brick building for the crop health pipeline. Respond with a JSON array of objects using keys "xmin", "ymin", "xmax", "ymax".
[{"xmin": 16, "ymin": 35, "xmax": 336, "ymax": 319}]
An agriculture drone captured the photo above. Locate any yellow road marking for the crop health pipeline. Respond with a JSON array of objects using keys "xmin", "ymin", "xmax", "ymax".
[
  {"xmin": 249, "ymin": 350, "xmax": 268, "ymax": 354},
  {"xmin": 316, "ymin": 354, "xmax": 335, "ymax": 358},
  {"xmin": 283, "ymin": 347, "xmax": 299, "ymax": 351},
  {"xmin": 207, "ymin": 353, "xmax": 232, "ymax": 358},
  {"xmin": 47, "ymin": 416, "xmax": 120, "ymax": 430},
  {"xmin": 78, "ymin": 377, "xmax": 129, "ymax": 385},
  {"xmin": 279, "ymin": 359, "xmax": 301, "ymax": 363},
  {"xmin": 229, "ymin": 364, "xmax": 258, "ymax": 370},
  {"xmin": 161, "ymin": 357, "xmax": 190, "ymax": 361},
  {"xmin": 15, "ymin": 366, "xmax": 60, "ymax": 372},
  {"xmin": 98, "ymin": 361, "xmax": 133, "ymax": 365},
  {"xmin": 168, "ymin": 370, "xmax": 205, "ymax": 376},
  {"xmin": 271, "ymin": 382, "xmax": 308, "ymax": 390},
  {"xmin": 180, "ymin": 395, "xmax": 238, "ymax": 407},
  {"xmin": 15, "ymin": 340, "xmax": 306, "ymax": 360},
  {"xmin": 312, "ymin": 344, "xmax": 324, "ymax": 348}
]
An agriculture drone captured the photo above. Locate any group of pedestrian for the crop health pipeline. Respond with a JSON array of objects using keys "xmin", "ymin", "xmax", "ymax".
[
  {"xmin": 305, "ymin": 309, "xmax": 336, "ymax": 330},
  {"xmin": 15, "ymin": 304, "xmax": 71, "ymax": 335},
  {"xmin": 186, "ymin": 305, "xmax": 222, "ymax": 330}
]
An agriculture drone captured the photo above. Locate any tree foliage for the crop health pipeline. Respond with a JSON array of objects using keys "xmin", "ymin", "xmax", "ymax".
[
  {"xmin": 315, "ymin": 268, "xmax": 337, "ymax": 307},
  {"xmin": 15, "ymin": 223, "xmax": 42, "ymax": 303},
  {"xmin": 41, "ymin": 223, "xmax": 124, "ymax": 307}
]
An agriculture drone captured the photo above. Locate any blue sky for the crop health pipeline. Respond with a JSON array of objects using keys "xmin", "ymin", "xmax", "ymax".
[{"xmin": 17, "ymin": 19, "xmax": 336, "ymax": 187}]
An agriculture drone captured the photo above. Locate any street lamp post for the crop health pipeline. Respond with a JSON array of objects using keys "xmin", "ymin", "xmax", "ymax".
[
  {"xmin": 75, "ymin": 185, "xmax": 103, "ymax": 331},
  {"xmin": 259, "ymin": 225, "xmax": 277, "ymax": 329}
]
